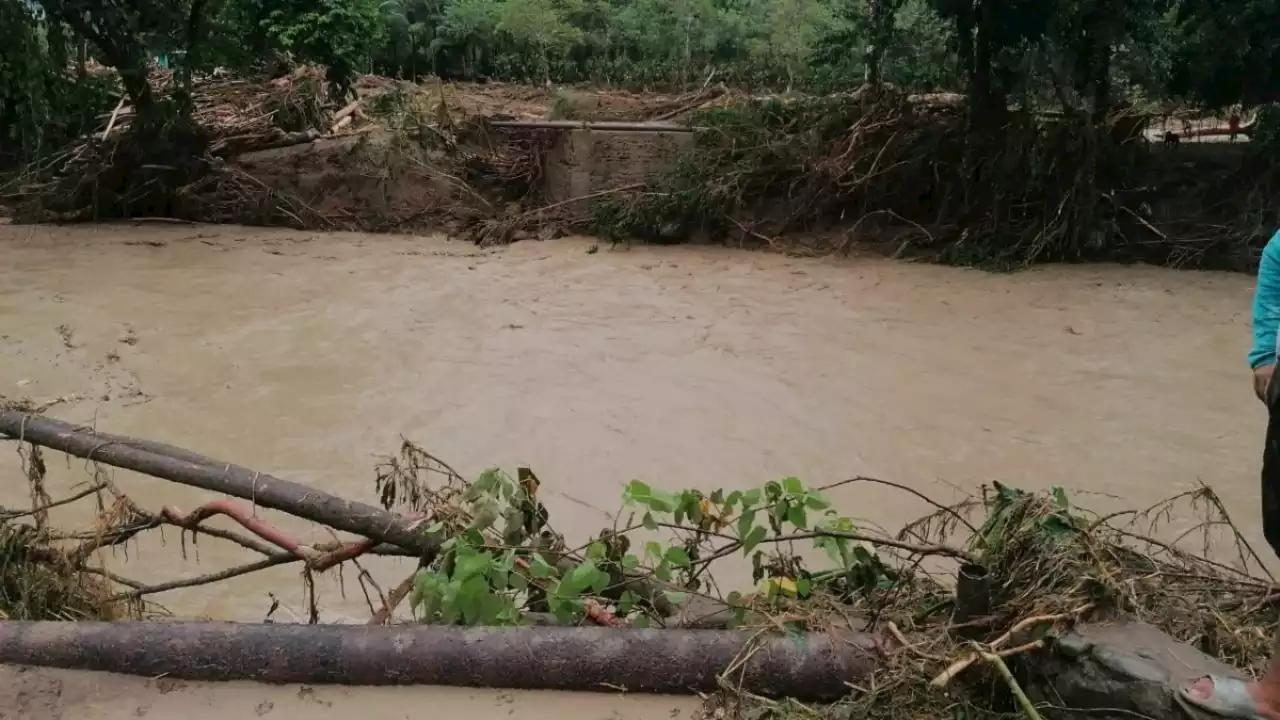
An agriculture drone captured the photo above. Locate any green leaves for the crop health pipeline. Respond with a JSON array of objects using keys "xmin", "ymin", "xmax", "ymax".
[
  {"xmin": 787, "ymin": 505, "xmax": 808, "ymax": 530},
  {"xmin": 546, "ymin": 558, "xmax": 611, "ymax": 622},
  {"xmin": 414, "ymin": 472, "xmax": 866, "ymax": 630},
  {"xmin": 737, "ymin": 508, "xmax": 758, "ymax": 541},
  {"xmin": 624, "ymin": 480, "xmax": 676, "ymax": 513},
  {"xmin": 556, "ymin": 558, "xmax": 610, "ymax": 596},
  {"xmin": 528, "ymin": 553, "xmax": 556, "ymax": 579},
  {"xmin": 453, "ymin": 548, "xmax": 493, "ymax": 580},
  {"xmin": 664, "ymin": 546, "xmax": 692, "ymax": 567},
  {"xmin": 741, "ymin": 525, "xmax": 768, "ymax": 555}
]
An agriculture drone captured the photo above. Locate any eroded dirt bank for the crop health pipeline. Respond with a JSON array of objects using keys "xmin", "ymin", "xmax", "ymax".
[{"xmin": 0, "ymin": 221, "xmax": 1264, "ymax": 627}]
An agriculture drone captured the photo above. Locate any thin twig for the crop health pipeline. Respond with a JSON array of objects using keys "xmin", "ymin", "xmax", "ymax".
[
  {"xmin": 0, "ymin": 482, "xmax": 107, "ymax": 521},
  {"xmin": 370, "ymin": 570, "xmax": 418, "ymax": 625},
  {"xmin": 1197, "ymin": 482, "xmax": 1275, "ymax": 582},
  {"xmin": 108, "ymin": 554, "xmax": 294, "ymax": 601},
  {"xmin": 101, "ymin": 97, "xmax": 127, "ymax": 140},
  {"xmin": 773, "ymin": 530, "xmax": 975, "ymax": 563},
  {"xmin": 826, "ymin": 476, "xmax": 978, "ymax": 535},
  {"xmin": 983, "ymin": 651, "xmax": 1046, "ymax": 720},
  {"xmin": 930, "ymin": 605, "xmax": 1093, "ymax": 687},
  {"xmin": 518, "ymin": 183, "xmax": 645, "ymax": 218}
]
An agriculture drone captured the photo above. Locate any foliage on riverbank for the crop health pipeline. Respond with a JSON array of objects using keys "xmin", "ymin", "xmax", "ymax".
[
  {"xmin": 373, "ymin": 442, "xmax": 1280, "ymax": 718},
  {"xmin": 3, "ymin": 62, "xmax": 1277, "ymax": 272},
  {"xmin": 5, "ymin": 396, "xmax": 1277, "ymax": 719},
  {"xmin": 591, "ymin": 92, "xmax": 1280, "ymax": 270}
]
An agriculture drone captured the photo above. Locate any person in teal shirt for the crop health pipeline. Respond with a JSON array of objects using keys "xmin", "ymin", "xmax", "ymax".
[
  {"xmin": 1249, "ymin": 231, "xmax": 1280, "ymax": 389},
  {"xmin": 1181, "ymin": 229, "xmax": 1280, "ymax": 719}
]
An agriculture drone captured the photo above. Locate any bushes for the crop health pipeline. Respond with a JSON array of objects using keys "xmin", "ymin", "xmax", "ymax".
[{"xmin": 592, "ymin": 94, "xmax": 1276, "ymax": 269}]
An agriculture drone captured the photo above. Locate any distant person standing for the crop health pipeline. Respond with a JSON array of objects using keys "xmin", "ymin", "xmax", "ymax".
[{"xmin": 1180, "ymin": 230, "xmax": 1280, "ymax": 719}]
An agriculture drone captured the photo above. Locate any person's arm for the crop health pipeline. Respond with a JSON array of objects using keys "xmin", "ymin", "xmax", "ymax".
[{"xmin": 1250, "ymin": 231, "xmax": 1280, "ymax": 399}]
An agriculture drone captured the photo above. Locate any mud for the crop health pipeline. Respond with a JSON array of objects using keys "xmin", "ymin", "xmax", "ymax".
[{"xmin": 0, "ymin": 664, "xmax": 697, "ymax": 720}]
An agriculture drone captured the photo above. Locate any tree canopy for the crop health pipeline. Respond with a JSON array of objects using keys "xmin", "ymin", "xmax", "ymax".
[{"xmin": 3, "ymin": 0, "xmax": 1279, "ymax": 164}]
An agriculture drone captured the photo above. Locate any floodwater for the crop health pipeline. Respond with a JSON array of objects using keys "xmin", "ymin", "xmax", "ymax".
[{"xmin": 0, "ymin": 221, "xmax": 1267, "ymax": 715}]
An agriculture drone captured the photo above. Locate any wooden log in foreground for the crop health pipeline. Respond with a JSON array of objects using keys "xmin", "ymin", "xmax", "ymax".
[{"xmin": 0, "ymin": 622, "xmax": 876, "ymax": 700}]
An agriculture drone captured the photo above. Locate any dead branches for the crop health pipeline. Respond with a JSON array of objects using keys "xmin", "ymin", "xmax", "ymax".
[
  {"xmin": 0, "ymin": 409, "xmax": 439, "ymax": 625},
  {"xmin": 3, "ymin": 400, "xmax": 1279, "ymax": 716},
  {"xmin": 0, "ymin": 411, "xmax": 434, "ymax": 555}
]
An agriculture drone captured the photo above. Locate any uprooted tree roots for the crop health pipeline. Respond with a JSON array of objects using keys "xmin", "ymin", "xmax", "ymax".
[{"xmin": 1, "ymin": 404, "xmax": 1278, "ymax": 716}]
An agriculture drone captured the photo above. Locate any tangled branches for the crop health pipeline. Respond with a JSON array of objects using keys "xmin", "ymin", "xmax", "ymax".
[
  {"xmin": 592, "ymin": 93, "xmax": 1278, "ymax": 270},
  {"xmin": 3, "ymin": 405, "xmax": 1279, "ymax": 719},
  {"xmin": 805, "ymin": 482, "xmax": 1280, "ymax": 720},
  {"xmin": 0, "ymin": 66, "xmax": 330, "ymax": 225}
]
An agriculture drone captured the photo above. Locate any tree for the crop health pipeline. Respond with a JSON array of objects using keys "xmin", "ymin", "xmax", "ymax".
[
  {"xmin": 496, "ymin": 0, "xmax": 580, "ymax": 83},
  {"xmin": 765, "ymin": 0, "xmax": 843, "ymax": 90},
  {"xmin": 439, "ymin": 0, "xmax": 501, "ymax": 78},
  {"xmin": 1166, "ymin": 0, "xmax": 1280, "ymax": 108},
  {"xmin": 258, "ymin": 0, "xmax": 383, "ymax": 94},
  {"xmin": 35, "ymin": 0, "xmax": 177, "ymax": 110}
]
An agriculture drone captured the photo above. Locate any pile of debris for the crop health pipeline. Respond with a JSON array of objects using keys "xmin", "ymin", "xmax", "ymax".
[
  {"xmin": 0, "ymin": 402, "xmax": 1277, "ymax": 720},
  {"xmin": 1, "ymin": 65, "xmax": 679, "ymax": 232}
]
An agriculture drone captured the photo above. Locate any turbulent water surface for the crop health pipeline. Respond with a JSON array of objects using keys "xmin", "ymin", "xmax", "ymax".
[{"xmin": 0, "ymin": 221, "xmax": 1266, "ymax": 716}]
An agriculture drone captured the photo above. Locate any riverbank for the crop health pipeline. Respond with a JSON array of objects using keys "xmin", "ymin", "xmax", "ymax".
[
  {"xmin": 2, "ymin": 71, "xmax": 1274, "ymax": 271},
  {"xmin": 1, "ymin": 400, "xmax": 1274, "ymax": 720}
]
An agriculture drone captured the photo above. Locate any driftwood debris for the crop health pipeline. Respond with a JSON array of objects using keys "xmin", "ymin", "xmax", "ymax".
[
  {"xmin": 0, "ymin": 410, "xmax": 697, "ymax": 618},
  {"xmin": 488, "ymin": 119, "xmax": 697, "ymax": 132},
  {"xmin": 0, "ymin": 412, "xmax": 433, "ymax": 554},
  {"xmin": 3, "ymin": 407, "xmax": 1275, "ymax": 718},
  {"xmin": 0, "ymin": 622, "xmax": 876, "ymax": 699}
]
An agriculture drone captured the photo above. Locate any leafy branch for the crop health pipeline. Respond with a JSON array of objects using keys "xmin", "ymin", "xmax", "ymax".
[{"xmin": 401, "ymin": 463, "xmax": 971, "ymax": 629}]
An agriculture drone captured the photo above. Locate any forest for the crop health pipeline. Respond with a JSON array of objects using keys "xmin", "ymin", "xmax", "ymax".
[
  {"xmin": 2, "ymin": 0, "xmax": 1280, "ymax": 268},
  {"xmin": 4, "ymin": 0, "xmax": 1280, "ymax": 159}
]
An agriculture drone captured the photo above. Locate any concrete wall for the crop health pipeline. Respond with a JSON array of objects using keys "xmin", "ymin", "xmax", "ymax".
[{"xmin": 542, "ymin": 129, "xmax": 695, "ymax": 204}]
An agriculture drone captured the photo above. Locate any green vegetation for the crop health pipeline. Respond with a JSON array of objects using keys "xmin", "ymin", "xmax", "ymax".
[
  {"xmin": 396, "ymin": 461, "xmax": 861, "ymax": 628},
  {"xmin": 6, "ymin": 0, "xmax": 1280, "ymax": 135},
  {"xmin": 591, "ymin": 94, "xmax": 1279, "ymax": 268},
  {"xmin": 2, "ymin": 0, "xmax": 1280, "ymax": 267},
  {"xmin": 372, "ymin": 440, "xmax": 1280, "ymax": 719},
  {"xmin": 1, "ymin": 416, "xmax": 1277, "ymax": 716}
]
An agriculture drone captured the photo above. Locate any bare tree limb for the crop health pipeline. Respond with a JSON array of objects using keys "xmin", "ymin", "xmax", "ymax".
[{"xmin": 0, "ymin": 412, "xmax": 433, "ymax": 554}]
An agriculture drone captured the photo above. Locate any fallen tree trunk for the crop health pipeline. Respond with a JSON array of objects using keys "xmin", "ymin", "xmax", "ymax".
[
  {"xmin": 0, "ymin": 412, "xmax": 433, "ymax": 554},
  {"xmin": 0, "ymin": 622, "xmax": 876, "ymax": 700},
  {"xmin": 0, "ymin": 411, "xmax": 688, "ymax": 616}
]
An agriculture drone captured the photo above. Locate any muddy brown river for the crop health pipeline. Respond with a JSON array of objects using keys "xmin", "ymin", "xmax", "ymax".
[{"xmin": 0, "ymin": 221, "xmax": 1268, "ymax": 716}]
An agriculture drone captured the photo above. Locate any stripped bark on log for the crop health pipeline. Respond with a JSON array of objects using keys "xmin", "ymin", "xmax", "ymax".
[{"xmin": 0, "ymin": 622, "xmax": 877, "ymax": 700}]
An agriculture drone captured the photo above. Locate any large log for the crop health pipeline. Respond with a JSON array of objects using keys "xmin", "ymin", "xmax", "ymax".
[
  {"xmin": 0, "ymin": 622, "xmax": 876, "ymax": 700},
  {"xmin": 0, "ymin": 412, "xmax": 433, "ymax": 554}
]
